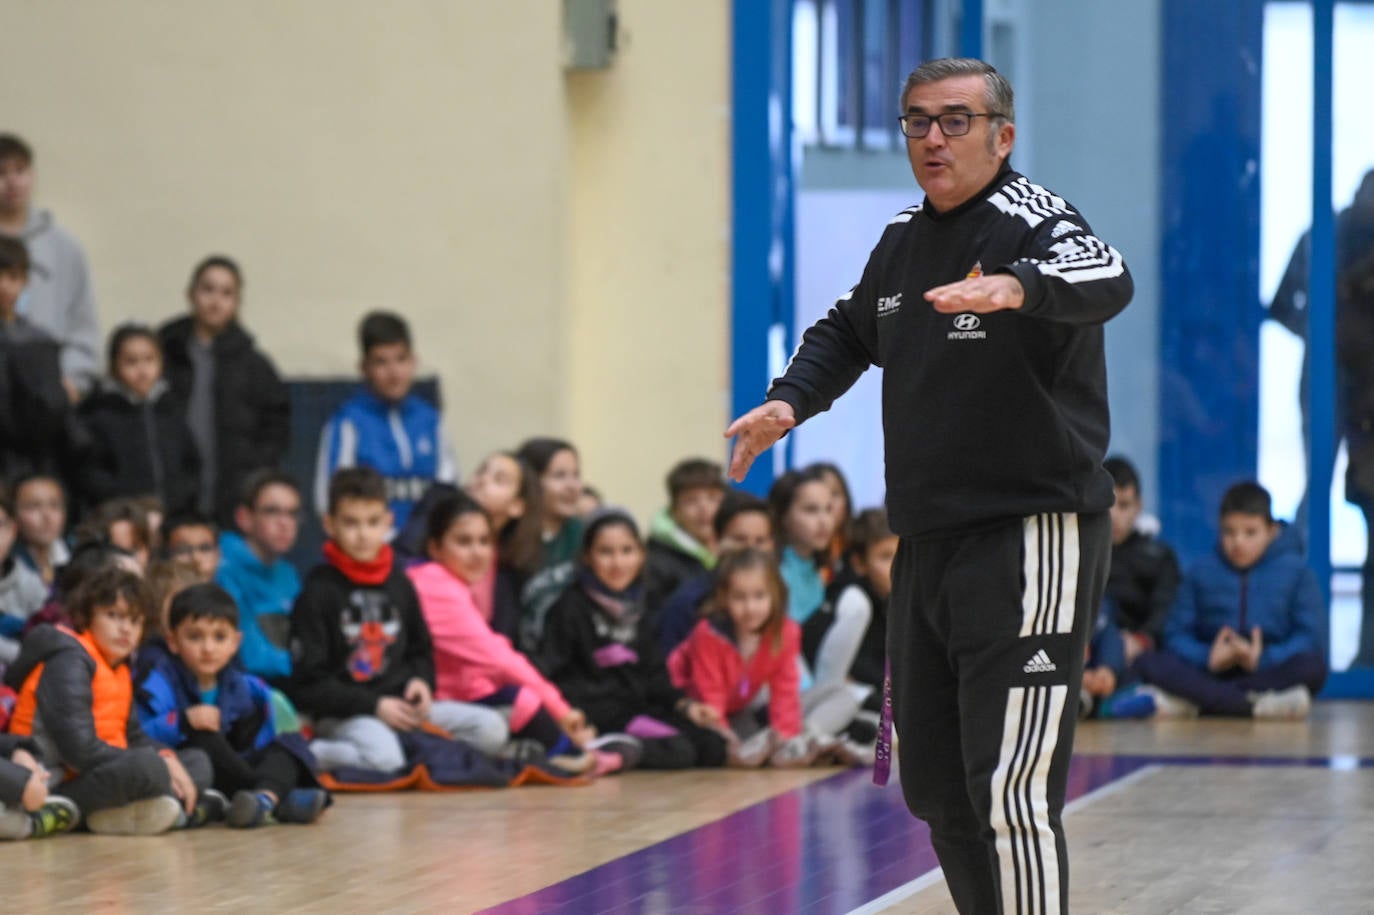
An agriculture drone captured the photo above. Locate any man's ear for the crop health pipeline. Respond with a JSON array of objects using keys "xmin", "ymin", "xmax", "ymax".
[
  {"xmin": 321, "ymin": 513, "xmax": 337, "ymax": 540},
  {"xmin": 233, "ymin": 505, "xmax": 252, "ymax": 536}
]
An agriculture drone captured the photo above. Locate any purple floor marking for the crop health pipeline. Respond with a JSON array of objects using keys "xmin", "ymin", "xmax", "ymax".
[{"xmin": 479, "ymin": 753, "xmax": 1374, "ymax": 915}]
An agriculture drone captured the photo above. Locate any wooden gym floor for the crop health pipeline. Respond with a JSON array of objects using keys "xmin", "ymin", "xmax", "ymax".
[{"xmin": 5, "ymin": 703, "xmax": 1374, "ymax": 914}]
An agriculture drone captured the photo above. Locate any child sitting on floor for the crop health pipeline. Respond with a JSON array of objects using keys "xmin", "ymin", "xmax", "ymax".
[
  {"xmin": 287, "ymin": 467, "xmax": 509, "ymax": 773},
  {"xmin": 408, "ymin": 493, "xmax": 633, "ymax": 775},
  {"xmin": 4, "ymin": 567, "xmax": 215, "ymax": 834},
  {"xmin": 137, "ymin": 583, "xmax": 329, "ymax": 828},
  {"xmin": 670, "ymin": 549, "xmax": 868, "ymax": 767},
  {"xmin": 1137, "ymin": 481, "xmax": 1328, "ymax": 718},
  {"xmin": 537, "ymin": 508, "xmax": 726, "ymax": 770}
]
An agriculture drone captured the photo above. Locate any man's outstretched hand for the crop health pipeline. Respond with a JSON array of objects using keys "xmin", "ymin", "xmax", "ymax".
[{"xmin": 724, "ymin": 400, "xmax": 797, "ymax": 482}]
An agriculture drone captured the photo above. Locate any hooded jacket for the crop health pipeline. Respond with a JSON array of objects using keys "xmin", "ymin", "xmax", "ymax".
[
  {"xmin": 4, "ymin": 624, "xmax": 156, "ymax": 774},
  {"xmin": 74, "ymin": 379, "xmax": 201, "ymax": 515},
  {"xmin": 1164, "ymin": 523, "xmax": 1326, "ymax": 671},
  {"xmin": 215, "ymin": 531, "xmax": 301, "ymax": 681},
  {"xmin": 6, "ymin": 208, "xmax": 101, "ymax": 393},
  {"xmin": 644, "ymin": 509, "xmax": 713, "ymax": 614},
  {"xmin": 158, "ymin": 316, "xmax": 290, "ymax": 527}
]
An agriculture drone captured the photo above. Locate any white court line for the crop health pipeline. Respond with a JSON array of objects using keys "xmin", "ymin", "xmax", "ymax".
[{"xmin": 844, "ymin": 765, "xmax": 1163, "ymax": 915}]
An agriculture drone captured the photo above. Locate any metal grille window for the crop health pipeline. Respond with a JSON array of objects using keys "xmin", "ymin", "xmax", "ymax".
[{"xmin": 793, "ymin": 0, "xmax": 936, "ymax": 150}]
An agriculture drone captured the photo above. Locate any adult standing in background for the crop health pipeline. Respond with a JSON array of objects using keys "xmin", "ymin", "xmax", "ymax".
[
  {"xmin": 726, "ymin": 59, "xmax": 1132, "ymax": 914},
  {"xmin": 0, "ymin": 133, "xmax": 101, "ymax": 400},
  {"xmin": 160, "ymin": 255, "xmax": 290, "ymax": 530}
]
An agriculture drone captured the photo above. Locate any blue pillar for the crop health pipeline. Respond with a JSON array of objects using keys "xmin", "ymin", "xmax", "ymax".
[
  {"xmin": 961, "ymin": 0, "xmax": 984, "ymax": 59},
  {"xmin": 1308, "ymin": 0, "xmax": 1335, "ymax": 611},
  {"xmin": 730, "ymin": 0, "xmax": 793, "ymax": 496}
]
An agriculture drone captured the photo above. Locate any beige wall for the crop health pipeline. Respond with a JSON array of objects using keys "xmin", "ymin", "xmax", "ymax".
[
  {"xmin": 566, "ymin": 1, "xmax": 731, "ymax": 519},
  {"xmin": 1, "ymin": 0, "xmax": 732, "ymax": 523}
]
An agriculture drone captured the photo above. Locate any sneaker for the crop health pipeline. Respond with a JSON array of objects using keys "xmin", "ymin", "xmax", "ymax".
[
  {"xmin": 728, "ymin": 729, "xmax": 776, "ymax": 768},
  {"xmin": 1099, "ymin": 690, "xmax": 1157, "ymax": 720},
  {"xmin": 274, "ymin": 789, "xmax": 329, "ymax": 825},
  {"xmin": 87, "ymin": 795, "xmax": 183, "ymax": 836},
  {"xmin": 590, "ymin": 750, "xmax": 625, "ymax": 776},
  {"xmin": 498, "ymin": 738, "xmax": 550, "ymax": 765},
  {"xmin": 771, "ymin": 733, "xmax": 824, "ymax": 768},
  {"xmin": 1138, "ymin": 685, "xmax": 1199, "ymax": 719},
  {"xmin": 547, "ymin": 750, "xmax": 598, "ymax": 775},
  {"xmin": 586, "ymin": 734, "xmax": 643, "ymax": 771},
  {"xmin": 845, "ymin": 716, "xmax": 878, "ymax": 745},
  {"xmin": 0, "ymin": 808, "xmax": 33, "ymax": 841},
  {"xmin": 182, "ymin": 789, "xmax": 228, "ymax": 829},
  {"xmin": 1251, "ymin": 686, "xmax": 1312, "ymax": 720},
  {"xmin": 227, "ymin": 791, "xmax": 276, "ymax": 829},
  {"xmin": 29, "ymin": 796, "xmax": 80, "ymax": 839}
]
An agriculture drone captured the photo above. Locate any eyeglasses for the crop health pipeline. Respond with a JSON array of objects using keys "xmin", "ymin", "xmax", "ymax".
[
  {"xmin": 898, "ymin": 112, "xmax": 1003, "ymax": 139},
  {"xmin": 169, "ymin": 542, "xmax": 218, "ymax": 558},
  {"xmin": 255, "ymin": 505, "xmax": 302, "ymax": 521}
]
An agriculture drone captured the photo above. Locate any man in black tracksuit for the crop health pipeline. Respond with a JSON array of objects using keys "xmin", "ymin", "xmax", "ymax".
[{"xmin": 727, "ymin": 59, "xmax": 1132, "ymax": 914}]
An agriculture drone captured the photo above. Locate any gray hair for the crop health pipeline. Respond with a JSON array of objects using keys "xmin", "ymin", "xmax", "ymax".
[{"xmin": 899, "ymin": 58, "xmax": 1015, "ymax": 125}]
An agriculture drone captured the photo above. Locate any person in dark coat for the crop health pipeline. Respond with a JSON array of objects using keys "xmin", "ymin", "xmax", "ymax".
[
  {"xmin": 75, "ymin": 324, "xmax": 200, "ymax": 517},
  {"xmin": 159, "ymin": 255, "xmax": 290, "ymax": 529}
]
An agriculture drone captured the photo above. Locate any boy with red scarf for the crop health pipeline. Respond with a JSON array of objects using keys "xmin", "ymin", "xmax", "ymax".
[{"xmin": 286, "ymin": 468, "xmax": 508, "ymax": 773}]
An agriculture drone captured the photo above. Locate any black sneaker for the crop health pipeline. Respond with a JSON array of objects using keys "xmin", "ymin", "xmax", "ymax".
[
  {"xmin": 183, "ymin": 789, "xmax": 229, "ymax": 828},
  {"xmin": 586, "ymin": 734, "xmax": 644, "ymax": 771},
  {"xmin": 29, "ymin": 796, "xmax": 80, "ymax": 839}
]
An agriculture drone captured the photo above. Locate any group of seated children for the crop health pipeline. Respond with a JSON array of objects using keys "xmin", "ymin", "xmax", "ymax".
[{"xmin": 1081, "ymin": 458, "xmax": 1329, "ymax": 721}]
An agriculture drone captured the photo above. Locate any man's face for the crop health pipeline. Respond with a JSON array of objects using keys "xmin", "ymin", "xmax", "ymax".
[
  {"xmin": 0, "ymin": 156, "xmax": 33, "ymax": 216},
  {"xmin": 903, "ymin": 75, "xmax": 1014, "ymax": 212},
  {"xmin": 1110, "ymin": 485, "xmax": 1141, "ymax": 546},
  {"xmin": 361, "ymin": 341, "xmax": 416, "ymax": 403}
]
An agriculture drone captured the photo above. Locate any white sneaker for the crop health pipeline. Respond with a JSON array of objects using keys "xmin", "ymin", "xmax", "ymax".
[
  {"xmin": 1139, "ymin": 685, "xmax": 1199, "ymax": 719},
  {"xmin": 1251, "ymin": 686, "xmax": 1312, "ymax": 720},
  {"xmin": 87, "ymin": 796, "xmax": 183, "ymax": 836},
  {"xmin": 0, "ymin": 807, "xmax": 33, "ymax": 841}
]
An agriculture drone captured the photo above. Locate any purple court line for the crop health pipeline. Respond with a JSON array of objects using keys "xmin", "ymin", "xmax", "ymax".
[{"xmin": 478, "ymin": 753, "xmax": 1152, "ymax": 915}]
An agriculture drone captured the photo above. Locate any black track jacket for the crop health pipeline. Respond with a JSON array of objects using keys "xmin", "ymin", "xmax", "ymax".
[{"xmin": 767, "ymin": 165, "xmax": 1133, "ymax": 538}]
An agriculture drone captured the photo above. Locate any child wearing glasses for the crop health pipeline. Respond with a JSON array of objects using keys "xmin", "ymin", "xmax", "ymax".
[
  {"xmin": 215, "ymin": 470, "xmax": 303, "ymax": 683},
  {"xmin": 74, "ymin": 324, "xmax": 201, "ymax": 518}
]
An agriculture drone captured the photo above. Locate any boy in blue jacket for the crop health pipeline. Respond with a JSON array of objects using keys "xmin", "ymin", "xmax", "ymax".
[
  {"xmin": 1138, "ymin": 481, "xmax": 1328, "ymax": 718},
  {"xmin": 313, "ymin": 311, "xmax": 457, "ymax": 531},
  {"xmin": 137, "ymin": 582, "xmax": 328, "ymax": 828}
]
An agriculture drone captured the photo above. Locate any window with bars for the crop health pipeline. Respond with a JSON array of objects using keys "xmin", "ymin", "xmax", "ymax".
[{"xmin": 792, "ymin": 0, "xmax": 937, "ymax": 150}]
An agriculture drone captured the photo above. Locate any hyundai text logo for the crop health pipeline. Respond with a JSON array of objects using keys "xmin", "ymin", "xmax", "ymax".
[{"xmin": 947, "ymin": 312, "xmax": 987, "ymax": 341}]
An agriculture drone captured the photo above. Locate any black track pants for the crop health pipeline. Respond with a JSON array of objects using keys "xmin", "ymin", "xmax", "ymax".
[{"xmin": 889, "ymin": 511, "xmax": 1110, "ymax": 915}]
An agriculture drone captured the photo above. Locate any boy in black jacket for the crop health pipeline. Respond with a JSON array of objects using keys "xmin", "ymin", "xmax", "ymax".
[
  {"xmin": 643, "ymin": 458, "xmax": 726, "ymax": 611},
  {"xmin": 1103, "ymin": 456, "xmax": 1181, "ymax": 658},
  {"xmin": 287, "ymin": 467, "xmax": 507, "ymax": 773}
]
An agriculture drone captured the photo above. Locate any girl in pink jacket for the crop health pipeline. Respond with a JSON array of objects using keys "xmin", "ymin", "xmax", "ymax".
[{"xmin": 408, "ymin": 493, "xmax": 634, "ymax": 774}]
